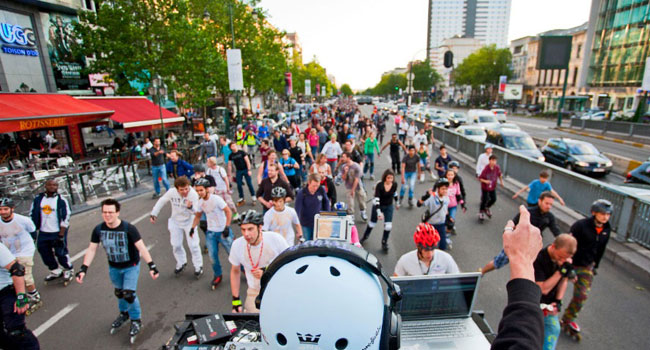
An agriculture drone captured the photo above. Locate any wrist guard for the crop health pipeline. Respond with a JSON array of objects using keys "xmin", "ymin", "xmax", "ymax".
[
  {"xmin": 554, "ymin": 300, "xmax": 562, "ymax": 312},
  {"xmin": 148, "ymin": 261, "xmax": 159, "ymax": 274},
  {"xmin": 232, "ymin": 296, "xmax": 242, "ymax": 308},
  {"xmin": 15, "ymin": 293, "xmax": 28, "ymax": 308},
  {"xmin": 76, "ymin": 264, "xmax": 88, "ymax": 278}
]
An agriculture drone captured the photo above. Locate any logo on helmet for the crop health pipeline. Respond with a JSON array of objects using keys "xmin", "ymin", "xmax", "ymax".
[{"xmin": 297, "ymin": 333, "xmax": 321, "ymax": 344}]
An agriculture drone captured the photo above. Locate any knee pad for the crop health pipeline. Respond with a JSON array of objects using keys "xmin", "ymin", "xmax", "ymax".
[
  {"xmin": 368, "ymin": 221, "xmax": 376, "ymax": 228},
  {"xmin": 7, "ymin": 326, "xmax": 28, "ymax": 339},
  {"xmin": 114, "ymin": 288, "xmax": 123, "ymax": 299},
  {"xmin": 123, "ymin": 290, "xmax": 136, "ymax": 303},
  {"xmin": 385, "ymin": 222, "xmax": 393, "ymax": 231}
]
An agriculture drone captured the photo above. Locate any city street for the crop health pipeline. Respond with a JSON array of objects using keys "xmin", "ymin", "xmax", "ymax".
[{"xmin": 26, "ymin": 107, "xmax": 650, "ymax": 350}]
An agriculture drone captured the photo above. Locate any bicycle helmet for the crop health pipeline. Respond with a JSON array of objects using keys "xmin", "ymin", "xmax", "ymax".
[
  {"xmin": 259, "ymin": 255, "xmax": 385, "ymax": 350},
  {"xmin": 484, "ymin": 143, "xmax": 494, "ymax": 150},
  {"xmin": 270, "ymin": 186, "xmax": 287, "ymax": 199},
  {"xmin": 240, "ymin": 209, "xmax": 264, "ymax": 226},
  {"xmin": 333, "ymin": 202, "xmax": 348, "ymax": 211},
  {"xmin": 448, "ymin": 161, "xmax": 460, "ymax": 169},
  {"xmin": 413, "ymin": 223, "xmax": 440, "ymax": 250},
  {"xmin": 193, "ymin": 163, "xmax": 206, "ymax": 173},
  {"xmin": 590, "ymin": 199, "xmax": 613, "ymax": 214},
  {"xmin": 194, "ymin": 177, "xmax": 211, "ymax": 188},
  {"xmin": 433, "ymin": 178, "xmax": 450, "ymax": 189},
  {"xmin": 0, "ymin": 197, "xmax": 15, "ymax": 208}
]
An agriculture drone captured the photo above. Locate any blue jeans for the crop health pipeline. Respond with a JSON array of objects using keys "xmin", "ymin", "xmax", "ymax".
[
  {"xmin": 543, "ymin": 314, "xmax": 561, "ymax": 350},
  {"xmin": 448, "ymin": 206, "xmax": 457, "ymax": 221},
  {"xmin": 363, "ymin": 153, "xmax": 375, "ymax": 175},
  {"xmin": 37, "ymin": 231, "xmax": 72, "ymax": 270},
  {"xmin": 151, "ymin": 165, "xmax": 170, "ymax": 195},
  {"xmin": 433, "ymin": 223, "xmax": 448, "ymax": 251},
  {"xmin": 205, "ymin": 230, "xmax": 234, "ymax": 277},
  {"xmin": 399, "ymin": 172, "xmax": 417, "ymax": 199},
  {"xmin": 302, "ymin": 226, "xmax": 313, "ymax": 241},
  {"xmin": 235, "ymin": 169, "xmax": 255, "ymax": 200},
  {"xmin": 108, "ymin": 263, "xmax": 141, "ymax": 320}
]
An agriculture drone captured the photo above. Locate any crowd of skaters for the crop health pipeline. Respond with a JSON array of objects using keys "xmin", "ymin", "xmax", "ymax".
[{"xmin": 0, "ymin": 98, "xmax": 614, "ymax": 349}]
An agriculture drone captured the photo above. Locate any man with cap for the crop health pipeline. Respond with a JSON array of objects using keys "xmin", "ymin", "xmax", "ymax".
[{"xmin": 476, "ymin": 143, "xmax": 493, "ymax": 177}]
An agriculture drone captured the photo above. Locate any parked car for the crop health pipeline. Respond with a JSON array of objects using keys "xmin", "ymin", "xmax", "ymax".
[
  {"xmin": 625, "ymin": 161, "xmax": 650, "ymax": 185},
  {"xmin": 486, "ymin": 129, "xmax": 545, "ymax": 161},
  {"xmin": 446, "ymin": 112, "xmax": 468, "ymax": 127},
  {"xmin": 541, "ymin": 138, "xmax": 613, "ymax": 176},
  {"xmin": 579, "ymin": 111, "xmax": 607, "ymax": 120},
  {"xmin": 456, "ymin": 125, "xmax": 487, "ymax": 142},
  {"xmin": 425, "ymin": 112, "xmax": 451, "ymax": 128},
  {"xmin": 526, "ymin": 104, "xmax": 542, "ymax": 113},
  {"xmin": 490, "ymin": 108, "xmax": 508, "ymax": 123}
]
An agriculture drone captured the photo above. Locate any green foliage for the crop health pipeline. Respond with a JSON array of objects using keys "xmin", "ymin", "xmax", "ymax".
[
  {"xmin": 411, "ymin": 60, "xmax": 442, "ymax": 92},
  {"xmin": 453, "ymin": 45, "xmax": 512, "ymax": 88},
  {"xmin": 368, "ymin": 74, "xmax": 406, "ymax": 96},
  {"xmin": 339, "ymin": 84, "xmax": 353, "ymax": 96},
  {"xmin": 290, "ymin": 58, "xmax": 335, "ymax": 97}
]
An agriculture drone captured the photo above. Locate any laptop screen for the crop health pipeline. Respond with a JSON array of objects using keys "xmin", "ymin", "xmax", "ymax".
[
  {"xmin": 393, "ymin": 273, "xmax": 480, "ymax": 320},
  {"xmin": 314, "ymin": 214, "xmax": 350, "ymax": 241}
]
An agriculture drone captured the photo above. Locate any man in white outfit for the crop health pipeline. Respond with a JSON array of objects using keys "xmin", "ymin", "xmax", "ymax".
[
  {"xmin": 476, "ymin": 143, "xmax": 493, "ymax": 177},
  {"xmin": 150, "ymin": 176, "xmax": 203, "ymax": 277}
]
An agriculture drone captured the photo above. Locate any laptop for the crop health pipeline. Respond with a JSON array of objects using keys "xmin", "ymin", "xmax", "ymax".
[
  {"xmin": 392, "ymin": 272, "xmax": 490, "ymax": 350},
  {"xmin": 313, "ymin": 212, "xmax": 353, "ymax": 242}
]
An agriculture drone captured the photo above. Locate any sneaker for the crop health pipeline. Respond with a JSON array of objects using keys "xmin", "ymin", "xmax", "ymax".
[
  {"xmin": 360, "ymin": 211, "xmax": 368, "ymax": 222},
  {"xmin": 485, "ymin": 208, "xmax": 492, "ymax": 218},
  {"xmin": 194, "ymin": 267, "xmax": 204, "ymax": 278},
  {"xmin": 232, "ymin": 212, "xmax": 240, "ymax": 223},
  {"xmin": 236, "ymin": 200, "xmax": 245, "ymax": 207},
  {"xmin": 174, "ymin": 263, "xmax": 187, "ymax": 275},
  {"xmin": 44, "ymin": 269, "xmax": 63, "ymax": 282}
]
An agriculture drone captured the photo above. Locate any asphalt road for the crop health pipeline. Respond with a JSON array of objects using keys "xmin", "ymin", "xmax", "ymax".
[{"xmin": 27, "ymin": 106, "xmax": 650, "ymax": 350}]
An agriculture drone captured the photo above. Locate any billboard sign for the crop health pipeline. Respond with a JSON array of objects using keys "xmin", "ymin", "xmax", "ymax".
[
  {"xmin": 227, "ymin": 49, "xmax": 244, "ymax": 91},
  {"xmin": 44, "ymin": 13, "xmax": 90, "ymax": 90},
  {"xmin": 503, "ymin": 84, "xmax": 523, "ymax": 100}
]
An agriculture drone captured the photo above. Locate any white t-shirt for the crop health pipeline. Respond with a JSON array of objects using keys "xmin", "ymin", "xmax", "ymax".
[
  {"xmin": 413, "ymin": 133, "xmax": 428, "ymax": 147},
  {"xmin": 394, "ymin": 250, "xmax": 459, "ymax": 276},
  {"xmin": 407, "ymin": 125, "xmax": 418, "ymax": 138},
  {"xmin": 0, "ymin": 244, "xmax": 15, "ymax": 289},
  {"xmin": 263, "ymin": 206, "xmax": 300, "ymax": 245},
  {"xmin": 0, "ymin": 214, "xmax": 36, "ymax": 258},
  {"xmin": 476, "ymin": 153, "xmax": 490, "ymax": 177},
  {"xmin": 151, "ymin": 187, "xmax": 200, "ymax": 226},
  {"xmin": 207, "ymin": 166, "xmax": 228, "ymax": 192},
  {"xmin": 197, "ymin": 194, "xmax": 228, "ymax": 232},
  {"xmin": 228, "ymin": 231, "xmax": 289, "ymax": 291},
  {"xmin": 321, "ymin": 141, "xmax": 342, "ymax": 160},
  {"xmin": 399, "ymin": 120, "xmax": 409, "ymax": 135}
]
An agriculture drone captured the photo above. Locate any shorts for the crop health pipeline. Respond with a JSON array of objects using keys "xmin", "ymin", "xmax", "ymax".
[
  {"xmin": 16, "ymin": 256, "xmax": 34, "ymax": 287},
  {"xmin": 244, "ymin": 288, "xmax": 260, "ymax": 313}
]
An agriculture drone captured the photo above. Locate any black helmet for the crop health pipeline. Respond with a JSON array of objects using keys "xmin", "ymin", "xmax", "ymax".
[
  {"xmin": 270, "ymin": 186, "xmax": 287, "ymax": 199},
  {"xmin": 194, "ymin": 163, "xmax": 206, "ymax": 173},
  {"xmin": 240, "ymin": 210, "xmax": 264, "ymax": 226},
  {"xmin": 434, "ymin": 178, "xmax": 450, "ymax": 189},
  {"xmin": 590, "ymin": 199, "xmax": 613, "ymax": 214},
  {"xmin": 448, "ymin": 161, "xmax": 460, "ymax": 169},
  {"xmin": 194, "ymin": 177, "xmax": 211, "ymax": 188},
  {"xmin": 0, "ymin": 197, "xmax": 15, "ymax": 208}
]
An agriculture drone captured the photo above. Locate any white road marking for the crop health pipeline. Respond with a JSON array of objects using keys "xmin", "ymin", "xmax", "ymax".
[
  {"xmin": 70, "ymin": 249, "xmax": 87, "ymax": 263},
  {"xmin": 33, "ymin": 303, "xmax": 79, "ymax": 337},
  {"xmin": 132, "ymin": 212, "xmax": 150, "ymax": 225}
]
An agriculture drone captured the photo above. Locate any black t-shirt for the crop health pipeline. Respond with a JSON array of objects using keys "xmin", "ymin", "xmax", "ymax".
[
  {"xmin": 190, "ymin": 174, "xmax": 216, "ymax": 188},
  {"xmin": 289, "ymin": 146, "xmax": 303, "ymax": 164},
  {"xmin": 402, "ymin": 154, "xmax": 419, "ymax": 173},
  {"xmin": 374, "ymin": 182, "xmax": 397, "ymax": 206},
  {"xmin": 149, "ymin": 147, "xmax": 166, "ymax": 166},
  {"xmin": 255, "ymin": 177, "xmax": 295, "ymax": 202},
  {"xmin": 229, "ymin": 151, "xmax": 249, "ymax": 171},
  {"xmin": 533, "ymin": 246, "xmax": 560, "ymax": 304},
  {"xmin": 91, "ymin": 221, "xmax": 142, "ymax": 269}
]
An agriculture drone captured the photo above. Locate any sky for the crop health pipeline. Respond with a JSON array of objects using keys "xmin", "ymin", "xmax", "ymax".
[{"xmin": 258, "ymin": 0, "xmax": 592, "ymax": 91}]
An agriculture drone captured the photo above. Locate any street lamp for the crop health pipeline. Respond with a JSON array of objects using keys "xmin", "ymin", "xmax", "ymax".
[{"xmin": 148, "ymin": 74, "xmax": 168, "ymax": 148}]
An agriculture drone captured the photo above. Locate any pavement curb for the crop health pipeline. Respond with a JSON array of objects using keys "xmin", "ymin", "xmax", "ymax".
[
  {"xmin": 446, "ymin": 142, "xmax": 650, "ymax": 288},
  {"xmin": 557, "ymin": 127, "xmax": 650, "ymax": 149}
]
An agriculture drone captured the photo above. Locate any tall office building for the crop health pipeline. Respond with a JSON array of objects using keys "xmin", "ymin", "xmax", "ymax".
[{"xmin": 426, "ymin": 0, "xmax": 512, "ymax": 66}]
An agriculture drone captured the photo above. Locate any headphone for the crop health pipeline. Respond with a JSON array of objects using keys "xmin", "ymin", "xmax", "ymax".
[{"xmin": 256, "ymin": 240, "xmax": 402, "ymax": 350}]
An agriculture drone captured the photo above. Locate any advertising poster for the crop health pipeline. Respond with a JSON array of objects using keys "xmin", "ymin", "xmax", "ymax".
[{"xmin": 44, "ymin": 13, "xmax": 89, "ymax": 90}]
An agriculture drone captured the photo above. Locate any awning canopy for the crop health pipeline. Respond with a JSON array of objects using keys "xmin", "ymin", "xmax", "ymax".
[
  {"xmin": 0, "ymin": 93, "xmax": 114, "ymax": 133},
  {"xmin": 78, "ymin": 96, "xmax": 184, "ymax": 132}
]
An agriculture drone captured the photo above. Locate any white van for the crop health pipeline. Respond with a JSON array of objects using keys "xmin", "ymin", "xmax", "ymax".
[{"xmin": 468, "ymin": 109, "xmax": 500, "ymax": 129}]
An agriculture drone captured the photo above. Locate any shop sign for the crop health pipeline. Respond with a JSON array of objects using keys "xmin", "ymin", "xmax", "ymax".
[
  {"xmin": 19, "ymin": 118, "xmax": 67, "ymax": 130},
  {"xmin": 0, "ymin": 22, "xmax": 38, "ymax": 56}
]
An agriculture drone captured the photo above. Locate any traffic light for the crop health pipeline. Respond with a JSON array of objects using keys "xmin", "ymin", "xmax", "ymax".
[
  {"xmin": 443, "ymin": 51, "xmax": 454, "ymax": 68},
  {"xmin": 394, "ymin": 85, "xmax": 399, "ymax": 91}
]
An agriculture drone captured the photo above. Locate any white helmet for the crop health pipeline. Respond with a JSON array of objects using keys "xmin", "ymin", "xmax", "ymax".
[{"xmin": 258, "ymin": 241, "xmax": 400, "ymax": 350}]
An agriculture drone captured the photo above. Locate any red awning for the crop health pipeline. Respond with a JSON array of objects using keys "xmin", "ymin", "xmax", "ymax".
[
  {"xmin": 0, "ymin": 93, "xmax": 114, "ymax": 133},
  {"xmin": 78, "ymin": 96, "xmax": 184, "ymax": 132}
]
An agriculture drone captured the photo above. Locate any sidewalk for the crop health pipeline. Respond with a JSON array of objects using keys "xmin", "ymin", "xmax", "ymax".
[{"xmin": 446, "ymin": 141, "xmax": 650, "ymax": 289}]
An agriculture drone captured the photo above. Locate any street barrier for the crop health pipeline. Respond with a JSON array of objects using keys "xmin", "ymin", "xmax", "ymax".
[
  {"xmin": 569, "ymin": 118, "xmax": 650, "ymax": 138},
  {"xmin": 416, "ymin": 119, "xmax": 650, "ymax": 248}
]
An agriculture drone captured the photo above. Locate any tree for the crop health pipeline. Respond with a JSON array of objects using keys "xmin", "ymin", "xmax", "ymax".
[
  {"xmin": 340, "ymin": 84, "xmax": 353, "ymax": 96},
  {"xmin": 411, "ymin": 59, "xmax": 442, "ymax": 92},
  {"xmin": 290, "ymin": 57, "xmax": 335, "ymax": 100},
  {"xmin": 369, "ymin": 74, "xmax": 406, "ymax": 96},
  {"xmin": 453, "ymin": 44, "xmax": 512, "ymax": 102}
]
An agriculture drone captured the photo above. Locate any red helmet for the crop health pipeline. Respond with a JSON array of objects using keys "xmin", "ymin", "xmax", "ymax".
[{"xmin": 413, "ymin": 223, "xmax": 440, "ymax": 250}]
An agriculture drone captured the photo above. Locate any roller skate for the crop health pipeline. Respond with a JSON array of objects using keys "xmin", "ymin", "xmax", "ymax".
[
  {"xmin": 485, "ymin": 208, "xmax": 492, "ymax": 218},
  {"xmin": 478, "ymin": 211, "xmax": 485, "ymax": 222},
  {"xmin": 211, "ymin": 275, "xmax": 222, "ymax": 290},
  {"xmin": 408, "ymin": 197, "xmax": 414, "ymax": 209},
  {"xmin": 25, "ymin": 291, "xmax": 42, "ymax": 316},
  {"xmin": 129, "ymin": 319, "xmax": 142, "ymax": 344},
  {"xmin": 194, "ymin": 267, "xmax": 204, "ymax": 279},
  {"xmin": 110, "ymin": 312, "xmax": 129, "ymax": 335},
  {"xmin": 174, "ymin": 263, "xmax": 187, "ymax": 277},
  {"xmin": 561, "ymin": 319, "xmax": 581, "ymax": 342},
  {"xmin": 44, "ymin": 268, "xmax": 74, "ymax": 286}
]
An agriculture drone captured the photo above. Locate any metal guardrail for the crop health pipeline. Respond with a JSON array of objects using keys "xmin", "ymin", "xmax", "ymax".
[
  {"xmin": 418, "ymin": 119, "xmax": 650, "ymax": 248},
  {"xmin": 569, "ymin": 118, "xmax": 650, "ymax": 138}
]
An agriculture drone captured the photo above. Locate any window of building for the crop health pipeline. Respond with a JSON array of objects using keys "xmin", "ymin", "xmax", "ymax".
[
  {"xmin": 573, "ymin": 67, "xmax": 578, "ymax": 86},
  {"xmin": 84, "ymin": 0, "xmax": 95, "ymax": 11},
  {"xmin": 576, "ymin": 44, "xmax": 582, "ymax": 58}
]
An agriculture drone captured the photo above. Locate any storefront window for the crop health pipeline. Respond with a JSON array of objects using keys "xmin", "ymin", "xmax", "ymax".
[{"xmin": 613, "ymin": 9, "xmax": 630, "ymax": 27}]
